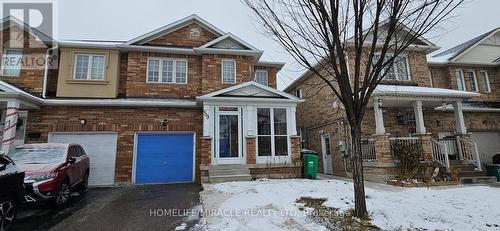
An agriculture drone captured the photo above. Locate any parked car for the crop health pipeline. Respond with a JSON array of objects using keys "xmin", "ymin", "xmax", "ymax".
[
  {"xmin": 7, "ymin": 143, "xmax": 90, "ymax": 206},
  {"xmin": 0, "ymin": 153, "xmax": 25, "ymax": 231}
]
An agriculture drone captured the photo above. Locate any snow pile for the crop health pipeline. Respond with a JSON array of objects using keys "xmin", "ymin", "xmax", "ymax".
[{"xmin": 201, "ymin": 179, "xmax": 500, "ymax": 231}]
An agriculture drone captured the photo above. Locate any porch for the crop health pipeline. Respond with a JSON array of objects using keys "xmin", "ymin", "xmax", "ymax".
[{"xmin": 359, "ymin": 85, "xmax": 483, "ymax": 181}]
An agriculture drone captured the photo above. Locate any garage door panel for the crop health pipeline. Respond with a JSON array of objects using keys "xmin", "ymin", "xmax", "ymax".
[
  {"xmin": 48, "ymin": 132, "xmax": 118, "ymax": 186},
  {"xmin": 135, "ymin": 133, "xmax": 194, "ymax": 184}
]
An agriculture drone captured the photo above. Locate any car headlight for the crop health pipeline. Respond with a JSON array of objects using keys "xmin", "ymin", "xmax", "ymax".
[{"xmin": 24, "ymin": 172, "xmax": 56, "ymax": 183}]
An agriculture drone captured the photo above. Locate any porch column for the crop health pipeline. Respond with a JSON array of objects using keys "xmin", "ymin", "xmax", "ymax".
[
  {"xmin": 290, "ymin": 107, "xmax": 297, "ymax": 136},
  {"xmin": 1, "ymin": 100, "xmax": 20, "ymax": 153},
  {"xmin": 452, "ymin": 101, "xmax": 467, "ymax": 134},
  {"xmin": 373, "ymin": 99, "xmax": 386, "ymax": 135},
  {"xmin": 246, "ymin": 106, "xmax": 254, "ymax": 136},
  {"xmin": 412, "ymin": 100, "xmax": 426, "ymax": 134},
  {"xmin": 202, "ymin": 105, "xmax": 213, "ymax": 137}
]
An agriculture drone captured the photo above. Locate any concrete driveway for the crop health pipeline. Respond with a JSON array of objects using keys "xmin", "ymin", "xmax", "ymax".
[{"xmin": 13, "ymin": 183, "xmax": 202, "ymax": 231}]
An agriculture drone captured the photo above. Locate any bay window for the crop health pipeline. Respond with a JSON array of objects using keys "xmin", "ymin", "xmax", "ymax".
[
  {"xmin": 147, "ymin": 58, "xmax": 187, "ymax": 84},
  {"xmin": 257, "ymin": 108, "xmax": 289, "ymax": 158},
  {"xmin": 74, "ymin": 54, "xmax": 105, "ymax": 80}
]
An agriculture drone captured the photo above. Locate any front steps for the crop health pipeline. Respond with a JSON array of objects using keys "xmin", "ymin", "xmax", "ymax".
[
  {"xmin": 449, "ymin": 160, "xmax": 497, "ymax": 184},
  {"xmin": 204, "ymin": 165, "xmax": 252, "ymax": 183}
]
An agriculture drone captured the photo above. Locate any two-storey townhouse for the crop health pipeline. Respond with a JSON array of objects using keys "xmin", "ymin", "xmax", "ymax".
[
  {"xmin": 0, "ymin": 15, "xmax": 303, "ymax": 186},
  {"xmin": 428, "ymin": 28, "xmax": 500, "ymax": 166},
  {"xmin": 285, "ymin": 23, "xmax": 494, "ymax": 183}
]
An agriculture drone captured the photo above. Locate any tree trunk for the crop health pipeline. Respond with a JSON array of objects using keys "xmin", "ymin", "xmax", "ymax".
[{"xmin": 350, "ymin": 123, "xmax": 368, "ymax": 218}]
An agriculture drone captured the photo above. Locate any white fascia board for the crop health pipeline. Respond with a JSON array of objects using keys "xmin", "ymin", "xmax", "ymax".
[
  {"xmin": 199, "ymin": 33, "xmax": 260, "ymax": 51},
  {"xmin": 256, "ymin": 61, "xmax": 286, "ymax": 70},
  {"xmin": 43, "ymin": 99, "xmax": 198, "ymax": 107},
  {"xmin": 58, "ymin": 41, "xmax": 121, "ymax": 49},
  {"xmin": 197, "ymin": 96, "xmax": 304, "ymax": 105},
  {"xmin": 450, "ymin": 28, "xmax": 500, "ymax": 62},
  {"xmin": 435, "ymin": 105, "xmax": 500, "ymax": 112},
  {"xmin": 118, "ymin": 44, "xmax": 199, "ymax": 55},
  {"xmin": 194, "ymin": 47, "xmax": 263, "ymax": 57},
  {"xmin": 199, "ymin": 81, "xmax": 299, "ymax": 100}
]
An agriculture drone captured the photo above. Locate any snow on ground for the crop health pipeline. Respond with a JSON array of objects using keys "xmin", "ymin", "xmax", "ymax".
[{"xmin": 200, "ymin": 178, "xmax": 500, "ymax": 231}]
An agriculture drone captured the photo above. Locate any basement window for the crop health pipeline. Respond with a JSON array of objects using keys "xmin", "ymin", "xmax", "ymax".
[{"xmin": 74, "ymin": 54, "xmax": 105, "ymax": 80}]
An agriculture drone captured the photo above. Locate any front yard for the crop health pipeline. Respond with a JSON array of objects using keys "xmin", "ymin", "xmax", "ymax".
[{"xmin": 199, "ymin": 178, "xmax": 500, "ymax": 230}]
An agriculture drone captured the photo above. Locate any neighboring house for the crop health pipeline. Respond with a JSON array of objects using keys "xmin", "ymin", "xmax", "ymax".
[
  {"xmin": 285, "ymin": 25, "xmax": 498, "ymax": 182},
  {"xmin": 0, "ymin": 15, "xmax": 303, "ymax": 186}
]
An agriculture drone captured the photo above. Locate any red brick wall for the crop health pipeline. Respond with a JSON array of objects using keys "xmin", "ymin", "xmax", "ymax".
[
  {"xmin": 25, "ymin": 106, "xmax": 203, "ymax": 183},
  {"xmin": 201, "ymin": 54, "xmax": 257, "ymax": 95},
  {"xmin": 255, "ymin": 65, "xmax": 278, "ymax": 89},
  {"xmin": 246, "ymin": 137, "xmax": 256, "ymax": 164},
  {"xmin": 145, "ymin": 23, "xmax": 219, "ymax": 48}
]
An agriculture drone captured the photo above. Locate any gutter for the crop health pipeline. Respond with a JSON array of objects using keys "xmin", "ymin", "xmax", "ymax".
[
  {"xmin": 43, "ymin": 98, "xmax": 198, "ymax": 108},
  {"xmin": 42, "ymin": 45, "xmax": 58, "ymax": 98}
]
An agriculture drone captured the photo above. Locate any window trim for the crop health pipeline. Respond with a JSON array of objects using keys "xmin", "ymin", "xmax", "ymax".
[
  {"xmin": 295, "ymin": 88, "xmax": 303, "ymax": 99},
  {"xmin": 374, "ymin": 53, "xmax": 412, "ymax": 81},
  {"xmin": 255, "ymin": 69, "xmax": 269, "ymax": 86},
  {"xmin": 221, "ymin": 58, "xmax": 236, "ymax": 84},
  {"xmin": 455, "ymin": 68, "xmax": 466, "ymax": 91},
  {"xmin": 1, "ymin": 48, "xmax": 23, "ymax": 77},
  {"xmin": 464, "ymin": 69, "xmax": 479, "ymax": 92},
  {"xmin": 73, "ymin": 53, "xmax": 106, "ymax": 81},
  {"xmin": 256, "ymin": 107, "xmax": 290, "ymax": 159},
  {"xmin": 479, "ymin": 70, "xmax": 491, "ymax": 93},
  {"xmin": 146, "ymin": 57, "xmax": 188, "ymax": 84}
]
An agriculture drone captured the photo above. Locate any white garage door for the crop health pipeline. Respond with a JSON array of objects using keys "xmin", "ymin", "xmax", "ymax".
[
  {"xmin": 471, "ymin": 131, "xmax": 500, "ymax": 164},
  {"xmin": 48, "ymin": 132, "xmax": 118, "ymax": 186}
]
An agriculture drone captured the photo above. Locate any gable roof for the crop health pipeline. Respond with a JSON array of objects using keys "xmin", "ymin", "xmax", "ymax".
[
  {"xmin": 1, "ymin": 16, "xmax": 54, "ymax": 47},
  {"xmin": 197, "ymin": 81, "xmax": 302, "ymax": 103},
  {"xmin": 198, "ymin": 33, "xmax": 259, "ymax": 50},
  {"xmin": 126, "ymin": 14, "xmax": 224, "ymax": 45},
  {"xmin": 430, "ymin": 27, "xmax": 500, "ymax": 64}
]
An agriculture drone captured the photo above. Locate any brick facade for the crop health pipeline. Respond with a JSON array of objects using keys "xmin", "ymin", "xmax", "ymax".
[{"xmin": 145, "ymin": 23, "xmax": 219, "ymax": 48}]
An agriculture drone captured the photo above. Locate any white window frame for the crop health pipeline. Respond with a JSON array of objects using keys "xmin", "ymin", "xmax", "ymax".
[
  {"xmin": 464, "ymin": 69, "xmax": 479, "ymax": 92},
  {"xmin": 221, "ymin": 59, "xmax": 236, "ymax": 84},
  {"xmin": 255, "ymin": 107, "xmax": 290, "ymax": 163},
  {"xmin": 73, "ymin": 53, "xmax": 106, "ymax": 80},
  {"xmin": 374, "ymin": 53, "xmax": 411, "ymax": 81},
  {"xmin": 296, "ymin": 88, "xmax": 303, "ymax": 99},
  {"xmin": 479, "ymin": 70, "xmax": 491, "ymax": 93},
  {"xmin": 146, "ymin": 57, "xmax": 188, "ymax": 84},
  {"xmin": 455, "ymin": 69, "xmax": 466, "ymax": 91},
  {"xmin": 255, "ymin": 69, "xmax": 269, "ymax": 86},
  {"xmin": 428, "ymin": 70, "xmax": 433, "ymax": 87},
  {"xmin": 2, "ymin": 48, "xmax": 23, "ymax": 77}
]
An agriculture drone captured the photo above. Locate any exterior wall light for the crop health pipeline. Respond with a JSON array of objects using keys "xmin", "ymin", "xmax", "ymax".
[{"xmin": 79, "ymin": 119, "xmax": 86, "ymax": 125}]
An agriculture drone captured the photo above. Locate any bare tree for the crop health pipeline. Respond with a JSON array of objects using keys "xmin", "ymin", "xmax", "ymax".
[{"xmin": 243, "ymin": 0, "xmax": 464, "ymax": 218}]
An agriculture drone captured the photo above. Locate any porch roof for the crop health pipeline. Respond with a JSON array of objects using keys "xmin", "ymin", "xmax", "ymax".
[{"xmin": 372, "ymin": 85, "xmax": 480, "ymax": 99}]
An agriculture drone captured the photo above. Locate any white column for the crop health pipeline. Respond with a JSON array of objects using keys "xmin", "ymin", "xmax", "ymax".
[
  {"xmin": 452, "ymin": 101, "xmax": 467, "ymax": 134},
  {"xmin": 374, "ymin": 99, "xmax": 386, "ymax": 135},
  {"xmin": 2, "ymin": 100, "xmax": 20, "ymax": 153},
  {"xmin": 412, "ymin": 100, "xmax": 426, "ymax": 134},
  {"xmin": 246, "ymin": 106, "xmax": 254, "ymax": 136},
  {"xmin": 290, "ymin": 107, "xmax": 297, "ymax": 136},
  {"xmin": 202, "ymin": 105, "xmax": 212, "ymax": 137}
]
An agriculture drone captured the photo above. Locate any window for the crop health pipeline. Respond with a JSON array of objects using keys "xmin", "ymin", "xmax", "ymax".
[
  {"xmin": 257, "ymin": 108, "xmax": 288, "ymax": 157},
  {"xmin": 2, "ymin": 49, "xmax": 22, "ymax": 76},
  {"xmin": 255, "ymin": 70, "xmax": 268, "ymax": 86},
  {"xmin": 295, "ymin": 88, "xmax": 303, "ymax": 99},
  {"xmin": 147, "ymin": 58, "xmax": 187, "ymax": 84},
  {"xmin": 74, "ymin": 54, "xmax": 105, "ymax": 80},
  {"xmin": 479, "ymin": 70, "xmax": 491, "ymax": 93},
  {"xmin": 222, "ymin": 59, "xmax": 236, "ymax": 83},
  {"xmin": 455, "ymin": 69, "xmax": 466, "ymax": 91},
  {"xmin": 465, "ymin": 69, "xmax": 478, "ymax": 92},
  {"xmin": 428, "ymin": 70, "xmax": 433, "ymax": 87},
  {"xmin": 373, "ymin": 54, "xmax": 410, "ymax": 80}
]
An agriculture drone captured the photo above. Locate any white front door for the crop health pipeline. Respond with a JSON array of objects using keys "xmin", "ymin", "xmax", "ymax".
[
  {"xmin": 215, "ymin": 109, "xmax": 243, "ymax": 164},
  {"xmin": 321, "ymin": 134, "xmax": 333, "ymax": 174}
]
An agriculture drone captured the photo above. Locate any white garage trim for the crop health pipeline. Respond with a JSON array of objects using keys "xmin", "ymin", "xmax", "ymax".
[
  {"xmin": 48, "ymin": 132, "xmax": 118, "ymax": 186},
  {"xmin": 132, "ymin": 131, "xmax": 196, "ymax": 184}
]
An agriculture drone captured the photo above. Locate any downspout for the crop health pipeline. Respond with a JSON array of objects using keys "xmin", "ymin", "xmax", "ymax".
[{"xmin": 42, "ymin": 45, "xmax": 58, "ymax": 99}]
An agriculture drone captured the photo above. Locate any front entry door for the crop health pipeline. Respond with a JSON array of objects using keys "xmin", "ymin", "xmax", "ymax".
[
  {"xmin": 215, "ymin": 110, "xmax": 242, "ymax": 164},
  {"xmin": 321, "ymin": 134, "xmax": 333, "ymax": 174}
]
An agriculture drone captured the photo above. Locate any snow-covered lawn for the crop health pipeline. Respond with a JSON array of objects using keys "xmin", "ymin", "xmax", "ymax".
[{"xmin": 200, "ymin": 178, "xmax": 500, "ymax": 230}]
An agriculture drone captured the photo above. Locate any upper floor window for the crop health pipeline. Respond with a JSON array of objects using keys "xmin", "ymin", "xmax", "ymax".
[
  {"xmin": 147, "ymin": 58, "xmax": 187, "ymax": 84},
  {"xmin": 373, "ymin": 54, "xmax": 410, "ymax": 81},
  {"xmin": 222, "ymin": 59, "xmax": 236, "ymax": 83},
  {"xmin": 2, "ymin": 49, "xmax": 23, "ymax": 76},
  {"xmin": 479, "ymin": 70, "xmax": 491, "ymax": 93},
  {"xmin": 455, "ymin": 69, "xmax": 466, "ymax": 91},
  {"xmin": 295, "ymin": 88, "xmax": 303, "ymax": 99},
  {"xmin": 464, "ymin": 69, "xmax": 478, "ymax": 92},
  {"xmin": 74, "ymin": 54, "xmax": 105, "ymax": 80},
  {"xmin": 255, "ymin": 70, "xmax": 268, "ymax": 86}
]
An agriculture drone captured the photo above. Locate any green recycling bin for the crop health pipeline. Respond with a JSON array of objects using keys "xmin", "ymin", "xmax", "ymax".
[
  {"xmin": 484, "ymin": 164, "xmax": 500, "ymax": 181},
  {"xmin": 302, "ymin": 150, "xmax": 319, "ymax": 179}
]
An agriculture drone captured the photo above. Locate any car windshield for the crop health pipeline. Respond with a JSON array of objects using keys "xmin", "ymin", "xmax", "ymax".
[{"xmin": 7, "ymin": 146, "xmax": 67, "ymax": 164}]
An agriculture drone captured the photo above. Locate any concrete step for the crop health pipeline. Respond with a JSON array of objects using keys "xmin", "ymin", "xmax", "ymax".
[
  {"xmin": 209, "ymin": 168, "xmax": 251, "ymax": 176},
  {"xmin": 449, "ymin": 159, "xmax": 466, "ymax": 165},
  {"xmin": 460, "ymin": 176, "xmax": 497, "ymax": 184},
  {"xmin": 459, "ymin": 170, "xmax": 488, "ymax": 178},
  {"xmin": 206, "ymin": 164, "xmax": 250, "ymax": 170},
  {"xmin": 209, "ymin": 174, "xmax": 253, "ymax": 183},
  {"xmin": 451, "ymin": 164, "xmax": 477, "ymax": 172}
]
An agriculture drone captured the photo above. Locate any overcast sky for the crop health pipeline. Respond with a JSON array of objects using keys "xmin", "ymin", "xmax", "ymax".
[{"xmin": 55, "ymin": 0, "xmax": 500, "ymax": 90}]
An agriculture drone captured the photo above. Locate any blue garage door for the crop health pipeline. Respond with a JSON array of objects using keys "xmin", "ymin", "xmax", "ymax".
[{"xmin": 135, "ymin": 133, "xmax": 194, "ymax": 184}]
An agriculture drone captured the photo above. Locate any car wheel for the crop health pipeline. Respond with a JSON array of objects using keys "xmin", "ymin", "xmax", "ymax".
[
  {"xmin": 54, "ymin": 180, "xmax": 71, "ymax": 206},
  {"xmin": 79, "ymin": 171, "xmax": 89, "ymax": 192},
  {"xmin": 0, "ymin": 197, "xmax": 16, "ymax": 231}
]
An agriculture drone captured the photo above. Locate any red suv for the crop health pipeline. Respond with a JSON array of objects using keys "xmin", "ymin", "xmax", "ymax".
[{"xmin": 7, "ymin": 143, "xmax": 90, "ymax": 206}]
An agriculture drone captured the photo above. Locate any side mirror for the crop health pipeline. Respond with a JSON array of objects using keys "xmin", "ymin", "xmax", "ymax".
[{"xmin": 68, "ymin": 157, "xmax": 76, "ymax": 164}]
